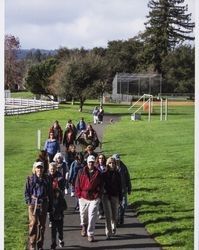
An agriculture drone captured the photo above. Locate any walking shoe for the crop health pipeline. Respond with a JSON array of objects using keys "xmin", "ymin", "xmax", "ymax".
[
  {"xmin": 98, "ymin": 214, "xmax": 104, "ymax": 220},
  {"xmin": 87, "ymin": 235, "xmax": 95, "ymax": 242},
  {"xmin": 106, "ymin": 235, "xmax": 111, "ymax": 240},
  {"xmin": 65, "ymin": 188, "xmax": 68, "ymax": 195},
  {"xmin": 74, "ymin": 206, "xmax": 79, "ymax": 211},
  {"xmin": 81, "ymin": 225, "xmax": 87, "ymax": 237},
  {"xmin": 50, "ymin": 242, "xmax": 57, "ymax": 249},
  {"xmin": 49, "ymin": 221, "xmax": 52, "ymax": 227},
  {"xmin": 71, "ymin": 191, "xmax": 75, "ymax": 197},
  {"xmin": 59, "ymin": 240, "xmax": 64, "ymax": 247}
]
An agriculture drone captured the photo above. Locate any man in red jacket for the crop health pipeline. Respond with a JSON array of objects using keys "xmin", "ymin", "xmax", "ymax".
[{"xmin": 75, "ymin": 155, "xmax": 103, "ymax": 242}]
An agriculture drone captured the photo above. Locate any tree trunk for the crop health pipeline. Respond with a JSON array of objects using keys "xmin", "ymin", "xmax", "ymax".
[{"xmin": 79, "ymin": 98, "xmax": 85, "ymax": 112}]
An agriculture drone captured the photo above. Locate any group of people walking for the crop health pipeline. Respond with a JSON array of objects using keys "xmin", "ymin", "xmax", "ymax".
[
  {"xmin": 24, "ymin": 112, "xmax": 132, "ymax": 250},
  {"xmin": 92, "ymin": 105, "xmax": 104, "ymax": 124}
]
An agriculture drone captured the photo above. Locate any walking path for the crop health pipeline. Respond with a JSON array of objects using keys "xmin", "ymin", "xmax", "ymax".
[{"xmin": 44, "ymin": 115, "xmax": 162, "ymax": 250}]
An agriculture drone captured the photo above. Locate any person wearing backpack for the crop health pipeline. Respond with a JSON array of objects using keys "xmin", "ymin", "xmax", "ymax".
[
  {"xmin": 50, "ymin": 188, "xmax": 67, "ymax": 250},
  {"xmin": 24, "ymin": 161, "xmax": 53, "ymax": 250}
]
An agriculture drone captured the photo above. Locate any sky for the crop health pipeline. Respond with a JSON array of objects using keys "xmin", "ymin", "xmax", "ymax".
[{"xmin": 5, "ymin": 0, "xmax": 195, "ymax": 50}]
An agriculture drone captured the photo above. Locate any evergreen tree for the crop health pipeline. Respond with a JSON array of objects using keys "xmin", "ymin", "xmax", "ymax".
[{"xmin": 143, "ymin": 0, "xmax": 194, "ymax": 74}]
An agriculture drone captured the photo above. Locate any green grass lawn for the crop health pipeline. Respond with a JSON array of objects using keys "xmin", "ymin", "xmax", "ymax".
[
  {"xmin": 10, "ymin": 91, "xmax": 35, "ymax": 99},
  {"xmin": 5, "ymin": 101, "xmax": 194, "ymax": 250}
]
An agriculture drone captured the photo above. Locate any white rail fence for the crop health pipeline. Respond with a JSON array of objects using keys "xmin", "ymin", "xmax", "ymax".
[{"xmin": 5, "ymin": 98, "xmax": 59, "ymax": 116}]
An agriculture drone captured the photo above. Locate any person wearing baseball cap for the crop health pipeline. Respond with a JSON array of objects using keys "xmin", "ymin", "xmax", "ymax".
[
  {"xmin": 75, "ymin": 154, "xmax": 103, "ymax": 242},
  {"xmin": 24, "ymin": 161, "xmax": 53, "ymax": 250},
  {"xmin": 112, "ymin": 153, "xmax": 132, "ymax": 225}
]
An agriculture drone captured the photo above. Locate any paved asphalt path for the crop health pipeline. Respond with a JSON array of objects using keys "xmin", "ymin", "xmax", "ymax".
[{"xmin": 43, "ymin": 115, "xmax": 162, "ymax": 250}]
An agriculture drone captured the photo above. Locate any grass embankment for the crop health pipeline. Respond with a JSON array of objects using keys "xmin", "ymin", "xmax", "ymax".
[
  {"xmin": 103, "ymin": 104, "xmax": 194, "ymax": 250},
  {"xmin": 5, "ymin": 101, "xmax": 194, "ymax": 249}
]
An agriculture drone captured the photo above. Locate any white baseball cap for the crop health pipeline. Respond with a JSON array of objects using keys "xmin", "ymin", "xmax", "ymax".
[
  {"xmin": 87, "ymin": 155, "xmax": 95, "ymax": 163},
  {"xmin": 33, "ymin": 161, "xmax": 44, "ymax": 168},
  {"xmin": 112, "ymin": 154, "xmax": 120, "ymax": 160}
]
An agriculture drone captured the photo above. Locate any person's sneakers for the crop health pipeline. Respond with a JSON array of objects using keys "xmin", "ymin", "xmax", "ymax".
[
  {"xmin": 74, "ymin": 206, "xmax": 79, "ymax": 211},
  {"xmin": 81, "ymin": 225, "xmax": 87, "ymax": 237},
  {"xmin": 59, "ymin": 240, "xmax": 64, "ymax": 248},
  {"xmin": 87, "ymin": 235, "xmax": 95, "ymax": 242},
  {"xmin": 65, "ymin": 188, "xmax": 69, "ymax": 195},
  {"xmin": 98, "ymin": 214, "xmax": 105, "ymax": 219},
  {"xmin": 71, "ymin": 191, "xmax": 75, "ymax": 197},
  {"xmin": 50, "ymin": 242, "xmax": 57, "ymax": 250},
  {"xmin": 106, "ymin": 235, "xmax": 111, "ymax": 240},
  {"xmin": 49, "ymin": 221, "xmax": 52, "ymax": 227}
]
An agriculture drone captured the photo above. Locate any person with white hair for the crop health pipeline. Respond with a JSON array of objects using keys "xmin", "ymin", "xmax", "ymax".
[
  {"xmin": 53, "ymin": 152, "xmax": 69, "ymax": 195},
  {"xmin": 75, "ymin": 155, "xmax": 103, "ymax": 242},
  {"xmin": 24, "ymin": 161, "xmax": 53, "ymax": 250},
  {"xmin": 47, "ymin": 162, "xmax": 65, "ymax": 228}
]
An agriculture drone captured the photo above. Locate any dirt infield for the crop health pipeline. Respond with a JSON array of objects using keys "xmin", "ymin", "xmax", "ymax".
[
  {"xmin": 167, "ymin": 101, "xmax": 194, "ymax": 106},
  {"xmin": 131, "ymin": 101, "xmax": 194, "ymax": 107}
]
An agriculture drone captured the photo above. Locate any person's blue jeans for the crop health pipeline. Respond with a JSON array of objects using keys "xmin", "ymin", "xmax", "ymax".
[{"xmin": 118, "ymin": 193, "xmax": 127, "ymax": 224}]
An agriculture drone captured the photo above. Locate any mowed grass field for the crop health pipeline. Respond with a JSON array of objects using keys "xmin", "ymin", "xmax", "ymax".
[{"xmin": 5, "ymin": 101, "xmax": 194, "ymax": 250}]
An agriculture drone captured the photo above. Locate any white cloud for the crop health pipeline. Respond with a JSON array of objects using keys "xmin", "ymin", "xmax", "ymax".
[{"xmin": 5, "ymin": 0, "xmax": 195, "ymax": 50}]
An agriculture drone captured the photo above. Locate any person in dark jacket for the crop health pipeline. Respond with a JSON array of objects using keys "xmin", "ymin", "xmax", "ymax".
[
  {"xmin": 102, "ymin": 157, "xmax": 122, "ymax": 239},
  {"xmin": 50, "ymin": 188, "xmax": 67, "ymax": 250},
  {"xmin": 63, "ymin": 120, "xmax": 77, "ymax": 150},
  {"xmin": 68, "ymin": 152, "xmax": 84, "ymax": 210},
  {"xmin": 76, "ymin": 117, "xmax": 86, "ymax": 134},
  {"xmin": 98, "ymin": 105, "xmax": 104, "ymax": 124},
  {"xmin": 75, "ymin": 155, "xmax": 103, "ymax": 242},
  {"xmin": 83, "ymin": 145, "xmax": 98, "ymax": 164},
  {"xmin": 112, "ymin": 153, "xmax": 132, "ymax": 225},
  {"xmin": 49, "ymin": 120, "xmax": 63, "ymax": 144},
  {"xmin": 48, "ymin": 162, "xmax": 65, "ymax": 228},
  {"xmin": 24, "ymin": 161, "xmax": 53, "ymax": 250},
  {"xmin": 53, "ymin": 152, "xmax": 69, "ymax": 194},
  {"xmin": 96, "ymin": 154, "xmax": 107, "ymax": 219}
]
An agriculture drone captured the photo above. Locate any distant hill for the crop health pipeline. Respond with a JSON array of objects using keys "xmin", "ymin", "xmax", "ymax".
[{"xmin": 16, "ymin": 48, "xmax": 58, "ymax": 60}]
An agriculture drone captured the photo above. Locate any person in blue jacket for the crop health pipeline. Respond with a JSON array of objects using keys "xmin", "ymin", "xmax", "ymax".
[
  {"xmin": 76, "ymin": 117, "xmax": 86, "ymax": 134},
  {"xmin": 24, "ymin": 161, "xmax": 53, "ymax": 250},
  {"xmin": 44, "ymin": 131, "xmax": 60, "ymax": 163}
]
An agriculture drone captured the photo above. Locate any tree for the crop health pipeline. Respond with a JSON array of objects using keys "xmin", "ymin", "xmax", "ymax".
[
  {"xmin": 25, "ymin": 58, "xmax": 58, "ymax": 99},
  {"xmin": 143, "ymin": 0, "xmax": 194, "ymax": 74},
  {"xmin": 4, "ymin": 34, "xmax": 21, "ymax": 90},
  {"xmin": 59, "ymin": 52, "xmax": 106, "ymax": 111},
  {"xmin": 162, "ymin": 45, "xmax": 194, "ymax": 93},
  {"xmin": 105, "ymin": 39, "xmax": 143, "ymax": 76}
]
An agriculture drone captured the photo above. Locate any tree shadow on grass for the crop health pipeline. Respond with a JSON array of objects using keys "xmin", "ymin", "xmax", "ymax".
[
  {"xmin": 151, "ymin": 227, "xmax": 190, "ymax": 238},
  {"xmin": 133, "ymin": 187, "xmax": 159, "ymax": 192},
  {"xmin": 129, "ymin": 200, "xmax": 169, "ymax": 210},
  {"xmin": 143, "ymin": 215, "xmax": 193, "ymax": 226}
]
